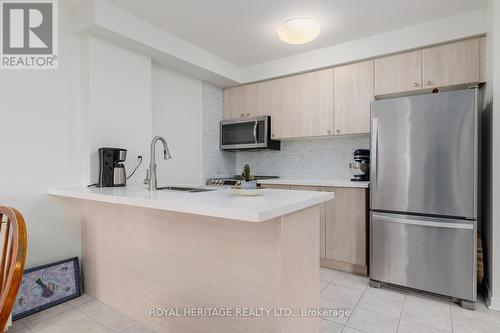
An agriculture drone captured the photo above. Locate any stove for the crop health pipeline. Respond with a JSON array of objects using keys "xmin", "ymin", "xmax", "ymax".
[{"xmin": 206, "ymin": 175, "xmax": 279, "ymax": 186}]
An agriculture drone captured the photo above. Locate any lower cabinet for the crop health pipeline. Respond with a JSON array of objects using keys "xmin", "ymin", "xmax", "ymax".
[
  {"xmin": 289, "ymin": 185, "xmax": 368, "ymax": 276},
  {"xmin": 323, "ymin": 187, "xmax": 367, "ymax": 275},
  {"xmin": 262, "ymin": 184, "xmax": 368, "ymax": 275}
]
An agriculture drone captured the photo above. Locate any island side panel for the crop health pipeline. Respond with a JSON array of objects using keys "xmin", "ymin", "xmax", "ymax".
[
  {"xmin": 82, "ymin": 202, "xmax": 282, "ymax": 333},
  {"xmin": 280, "ymin": 205, "xmax": 321, "ymax": 333}
]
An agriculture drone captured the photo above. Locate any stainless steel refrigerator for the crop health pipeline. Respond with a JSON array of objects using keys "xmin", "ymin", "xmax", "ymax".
[{"xmin": 369, "ymin": 88, "xmax": 479, "ymax": 308}]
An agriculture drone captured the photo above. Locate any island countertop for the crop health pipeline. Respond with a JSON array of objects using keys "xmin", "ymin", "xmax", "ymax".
[{"xmin": 46, "ymin": 186, "xmax": 334, "ymax": 222}]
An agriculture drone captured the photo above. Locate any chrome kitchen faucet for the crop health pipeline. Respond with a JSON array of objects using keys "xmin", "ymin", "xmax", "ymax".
[{"xmin": 145, "ymin": 136, "xmax": 172, "ymax": 191}]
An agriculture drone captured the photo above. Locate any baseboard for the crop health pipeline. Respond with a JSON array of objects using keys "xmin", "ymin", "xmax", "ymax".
[
  {"xmin": 482, "ymin": 278, "xmax": 500, "ymax": 311},
  {"xmin": 320, "ymin": 257, "xmax": 367, "ymax": 276},
  {"xmin": 489, "ymin": 297, "xmax": 500, "ymax": 311}
]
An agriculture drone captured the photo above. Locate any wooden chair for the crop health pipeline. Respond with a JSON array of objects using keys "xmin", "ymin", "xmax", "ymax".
[{"xmin": 0, "ymin": 207, "xmax": 27, "ymax": 331}]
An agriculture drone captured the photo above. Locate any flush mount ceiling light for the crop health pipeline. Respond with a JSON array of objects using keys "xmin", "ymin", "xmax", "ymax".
[{"xmin": 278, "ymin": 17, "xmax": 320, "ymax": 45}]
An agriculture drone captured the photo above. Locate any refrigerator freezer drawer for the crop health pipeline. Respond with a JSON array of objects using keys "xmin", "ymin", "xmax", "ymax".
[{"xmin": 370, "ymin": 212, "xmax": 476, "ymax": 301}]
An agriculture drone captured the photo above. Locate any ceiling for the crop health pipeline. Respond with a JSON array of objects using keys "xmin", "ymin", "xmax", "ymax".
[{"xmin": 71, "ymin": 0, "xmax": 488, "ymax": 66}]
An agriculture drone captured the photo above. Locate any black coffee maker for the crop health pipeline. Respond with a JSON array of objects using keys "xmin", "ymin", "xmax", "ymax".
[
  {"xmin": 98, "ymin": 148, "xmax": 127, "ymax": 187},
  {"xmin": 349, "ymin": 149, "xmax": 370, "ymax": 181}
]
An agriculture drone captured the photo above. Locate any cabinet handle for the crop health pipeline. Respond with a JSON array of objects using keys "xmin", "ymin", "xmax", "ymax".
[
  {"xmin": 246, "ymin": 113, "xmax": 250, "ymax": 117},
  {"xmin": 426, "ymin": 81, "xmax": 432, "ymax": 86},
  {"xmin": 240, "ymin": 113, "xmax": 244, "ymax": 117},
  {"xmin": 272, "ymin": 134, "xmax": 275, "ymax": 137},
  {"xmin": 413, "ymin": 82, "xmax": 419, "ymax": 87},
  {"xmin": 327, "ymin": 129, "xmax": 331, "ymax": 134},
  {"xmin": 336, "ymin": 129, "xmax": 340, "ymax": 134}
]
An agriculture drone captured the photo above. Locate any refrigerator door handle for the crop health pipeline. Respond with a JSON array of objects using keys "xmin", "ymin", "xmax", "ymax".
[
  {"xmin": 253, "ymin": 121, "xmax": 258, "ymax": 144},
  {"xmin": 371, "ymin": 118, "xmax": 379, "ymax": 192},
  {"xmin": 372, "ymin": 213, "xmax": 474, "ymax": 230}
]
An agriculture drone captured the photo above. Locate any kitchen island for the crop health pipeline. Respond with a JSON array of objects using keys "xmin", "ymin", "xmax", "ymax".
[{"xmin": 47, "ymin": 186, "xmax": 334, "ymax": 333}]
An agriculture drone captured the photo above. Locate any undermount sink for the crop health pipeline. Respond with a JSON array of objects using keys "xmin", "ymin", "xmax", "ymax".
[{"xmin": 157, "ymin": 186, "xmax": 215, "ymax": 193}]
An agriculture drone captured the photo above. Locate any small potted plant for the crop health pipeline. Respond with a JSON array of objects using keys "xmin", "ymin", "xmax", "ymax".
[{"xmin": 240, "ymin": 164, "xmax": 257, "ymax": 189}]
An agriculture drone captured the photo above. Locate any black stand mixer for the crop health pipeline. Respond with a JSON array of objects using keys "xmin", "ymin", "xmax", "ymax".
[{"xmin": 349, "ymin": 149, "xmax": 370, "ymax": 181}]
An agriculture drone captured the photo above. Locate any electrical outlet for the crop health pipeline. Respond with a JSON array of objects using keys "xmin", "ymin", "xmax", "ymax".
[{"xmin": 292, "ymin": 155, "xmax": 299, "ymax": 165}]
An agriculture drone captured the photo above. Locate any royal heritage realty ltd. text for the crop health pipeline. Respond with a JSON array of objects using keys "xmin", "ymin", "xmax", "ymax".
[{"xmin": 149, "ymin": 307, "xmax": 351, "ymax": 318}]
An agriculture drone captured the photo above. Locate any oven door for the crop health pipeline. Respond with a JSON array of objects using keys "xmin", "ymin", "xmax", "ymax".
[{"xmin": 220, "ymin": 117, "xmax": 268, "ymax": 150}]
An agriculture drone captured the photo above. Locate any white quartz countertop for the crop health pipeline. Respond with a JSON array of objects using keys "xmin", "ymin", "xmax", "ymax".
[
  {"xmin": 258, "ymin": 178, "xmax": 369, "ymax": 188},
  {"xmin": 46, "ymin": 186, "xmax": 334, "ymax": 222}
]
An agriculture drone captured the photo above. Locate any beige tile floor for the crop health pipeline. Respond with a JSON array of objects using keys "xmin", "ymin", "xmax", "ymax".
[
  {"xmin": 7, "ymin": 294, "xmax": 155, "ymax": 333},
  {"xmin": 7, "ymin": 267, "xmax": 500, "ymax": 333},
  {"xmin": 320, "ymin": 267, "xmax": 500, "ymax": 333}
]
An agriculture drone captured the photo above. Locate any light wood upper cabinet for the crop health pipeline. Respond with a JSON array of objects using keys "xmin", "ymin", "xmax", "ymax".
[
  {"xmin": 224, "ymin": 82, "xmax": 270, "ymax": 119},
  {"xmin": 291, "ymin": 186, "xmax": 326, "ymax": 258},
  {"xmin": 270, "ymin": 75, "xmax": 300, "ymax": 139},
  {"xmin": 223, "ymin": 86, "xmax": 246, "ymax": 119},
  {"xmin": 225, "ymin": 38, "xmax": 484, "ymax": 130},
  {"xmin": 375, "ymin": 50, "xmax": 422, "ymax": 95},
  {"xmin": 333, "ymin": 60, "xmax": 374, "ymax": 135},
  {"xmin": 246, "ymin": 81, "xmax": 271, "ymax": 117},
  {"xmin": 325, "ymin": 187, "xmax": 367, "ymax": 267},
  {"xmin": 299, "ymin": 69, "xmax": 334, "ymax": 137},
  {"xmin": 423, "ymin": 38, "xmax": 480, "ymax": 89}
]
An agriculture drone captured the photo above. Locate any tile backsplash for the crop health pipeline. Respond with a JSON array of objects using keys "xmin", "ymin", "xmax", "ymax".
[
  {"xmin": 202, "ymin": 82, "xmax": 235, "ymax": 181},
  {"xmin": 201, "ymin": 81, "xmax": 370, "ymax": 181},
  {"xmin": 235, "ymin": 135, "xmax": 370, "ymax": 180}
]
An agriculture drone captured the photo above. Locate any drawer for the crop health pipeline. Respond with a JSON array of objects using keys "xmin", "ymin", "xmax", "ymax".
[{"xmin": 370, "ymin": 212, "xmax": 476, "ymax": 301}]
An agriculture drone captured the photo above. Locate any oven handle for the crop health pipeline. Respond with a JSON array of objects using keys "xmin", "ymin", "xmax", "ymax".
[{"xmin": 253, "ymin": 121, "xmax": 258, "ymax": 144}]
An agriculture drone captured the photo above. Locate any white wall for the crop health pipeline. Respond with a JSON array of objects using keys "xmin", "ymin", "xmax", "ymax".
[
  {"xmin": 0, "ymin": 18, "xmax": 157, "ymax": 268},
  {"xmin": 81, "ymin": 36, "xmax": 152, "ymax": 186},
  {"xmin": 152, "ymin": 65, "xmax": 203, "ymax": 186},
  {"xmin": 483, "ymin": 0, "xmax": 500, "ymax": 310},
  {"xmin": 0, "ymin": 7, "xmax": 81, "ymax": 267},
  {"xmin": 491, "ymin": 0, "xmax": 500, "ymax": 310}
]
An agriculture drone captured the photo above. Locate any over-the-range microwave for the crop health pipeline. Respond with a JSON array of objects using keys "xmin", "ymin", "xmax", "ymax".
[{"xmin": 220, "ymin": 116, "xmax": 280, "ymax": 151}]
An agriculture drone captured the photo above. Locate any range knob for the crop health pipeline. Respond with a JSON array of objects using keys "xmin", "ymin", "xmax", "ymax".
[
  {"xmin": 210, "ymin": 179, "xmax": 216, "ymax": 184},
  {"xmin": 217, "ymin": 179, "xmax": 224, "ymax": 185}
]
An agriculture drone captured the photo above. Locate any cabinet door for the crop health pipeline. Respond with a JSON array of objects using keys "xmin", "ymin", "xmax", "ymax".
[
  {"xmin": 374, "ymin": 50, "xmax": 422, "ymax": 96},
  {"xmin": 291, "ymin": 186, "xmax": 327, "ymax": 258},
  {"xmin": 270, "ymin": 76, "xmax": 300, "ymax": 139},
  {"xmin": 423, "ymin": 38, "xmax": 480, "ymax": 89},
  {"xmin": 325, "ymin": 187, "xmax": 367, "ymax": 266},
  {"xmin": 246, "ymin": 81, "xmax": 271, "ymax": 117},
  {"xmin": 333, "ymin": 61, "xmax": 374, "ymax": 135},
  {"xmin": 223, "ymin": 86, "xmax": 246, "ymax": 119},
  {"xmin": 299, "ymin": 69, "xmax": 334, "ymax": 137}
]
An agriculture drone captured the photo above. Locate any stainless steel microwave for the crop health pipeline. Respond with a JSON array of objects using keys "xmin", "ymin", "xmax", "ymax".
[{"xmin": 220, "ymin": 116, "xmax": 280, "ymax": 151}]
